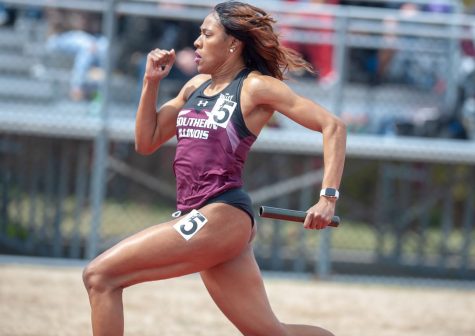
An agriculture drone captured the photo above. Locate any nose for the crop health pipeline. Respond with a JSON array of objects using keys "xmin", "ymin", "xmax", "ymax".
[{"xmin": 194, "ymin": 35, "xmax": 202, "ymax": 49}]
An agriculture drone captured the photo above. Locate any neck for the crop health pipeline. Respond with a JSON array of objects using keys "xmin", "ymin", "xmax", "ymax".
[{"xmin": 209, "ymin": 60, "xmax": 246, "ymax": 87}]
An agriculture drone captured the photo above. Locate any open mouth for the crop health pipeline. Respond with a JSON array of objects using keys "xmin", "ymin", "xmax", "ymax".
[{"xmin": 194, "ymin": 52, "xmax": 202, "ymax": 64}]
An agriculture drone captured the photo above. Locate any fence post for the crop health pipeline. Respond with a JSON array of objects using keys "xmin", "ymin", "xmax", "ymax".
[
  {"xmin": 331, "ymin": 14, "xmax": 348, "ymax": 117},
  {"xmin": 86, "ymin": 0, "xmax": 117, "ymax": 259},
  {"xmin": 314, "ymin": 14, "xmax": 348, "ymax": 279},
  {"xmin": 317, "ymin": 229, "xmax": 332, "ymax": 278},
  {"xmin": 443, "ymin": 12, "xmax": 461, "ymax": 113}
]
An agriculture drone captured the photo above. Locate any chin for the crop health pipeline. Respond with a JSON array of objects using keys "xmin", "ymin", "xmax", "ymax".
[{"xmin": 196, "ymin": 66, "xmax": 211, "ymax": 75}]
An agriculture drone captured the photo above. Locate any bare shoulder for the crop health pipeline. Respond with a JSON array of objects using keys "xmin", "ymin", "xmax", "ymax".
[
  {"xmin": 243, "ymin": 71, "xmax": 294, "ymax": 105},
  {"xmin": 244, "ymin": 71, "xmax": 279, "ymax": 92}
]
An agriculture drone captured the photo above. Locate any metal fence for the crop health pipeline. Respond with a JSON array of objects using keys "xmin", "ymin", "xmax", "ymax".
[{"xmin": 1, "ymin": 0, "xmax": 475, "ymax": 283}]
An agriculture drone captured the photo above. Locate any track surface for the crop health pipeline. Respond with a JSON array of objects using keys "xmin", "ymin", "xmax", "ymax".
[{"xmin": 1, "ymin": 263, "xmax": 474, "ymax": 336}]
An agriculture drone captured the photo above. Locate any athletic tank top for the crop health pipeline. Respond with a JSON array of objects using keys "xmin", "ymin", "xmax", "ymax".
[{"xmin": 174, "ymin": 69, "xmax": 256, "ymax": 211}]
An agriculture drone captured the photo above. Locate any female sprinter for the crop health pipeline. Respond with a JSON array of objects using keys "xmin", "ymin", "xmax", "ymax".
[{"xmin": 83, "ymin": 1, "xmax": 346, "ymax": 335}]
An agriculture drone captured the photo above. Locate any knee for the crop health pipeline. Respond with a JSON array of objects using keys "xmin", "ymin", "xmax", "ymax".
[
  {"xmin": 281, "ymin": 323, "xmax": 335, "ymax": 336},
  {"xmin": 321, "ymin": 330, "xmax": 335, "ymax": 336},
  {"xmin": 241, "ymin": 323, "xmax": 289, "ymax": 336},
  {"xmin": 82, "ymin": 260, "xmax": 115, "ymax": 294}
]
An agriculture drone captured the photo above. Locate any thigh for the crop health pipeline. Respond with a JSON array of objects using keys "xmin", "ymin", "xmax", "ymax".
[
  {"xmin": 200, "ymin": 245, "xmax": 288, "ymax": 336},
  {"xmin": 88, "ymin": 203, "xmax": 253, "ymax": 289}
]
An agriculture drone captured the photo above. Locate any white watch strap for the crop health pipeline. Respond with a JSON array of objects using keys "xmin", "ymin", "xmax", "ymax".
[{"xmin": 320, "ymin": 188, "xmax": 339, "ymax": 199}]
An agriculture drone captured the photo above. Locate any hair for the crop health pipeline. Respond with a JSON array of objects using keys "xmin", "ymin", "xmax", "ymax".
[{"xmin": 214, "ymin": 1, "xmax": 314, "ymax": 80}]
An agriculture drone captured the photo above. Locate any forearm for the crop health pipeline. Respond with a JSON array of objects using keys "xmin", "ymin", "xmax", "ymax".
[
  {"xmin": 135, "ymin": 78, "xmax": 160, "ymax": 154},
  {"xmin": 321, "ymin": 118, "xmax": 347, "ymax": 190}
]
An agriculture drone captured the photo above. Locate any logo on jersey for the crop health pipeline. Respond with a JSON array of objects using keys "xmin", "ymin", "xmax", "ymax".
[
  {"xmin": 209, "ymin": 93, "xmax": 237, "ymax": 128},
  {"xmin": 197, "ymin": 100, "xmax": 209, "ymax": 107}
]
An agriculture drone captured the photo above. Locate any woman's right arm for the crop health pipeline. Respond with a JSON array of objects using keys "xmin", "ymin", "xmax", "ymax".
[
  {"xmin": 135, "ymin": 80, "xmax": 183, "ymax": 155},
  {"xmin": 135, "ymin": 48, "xmax": 180, "ymax": 155},
  {"xmin": 135, "ymin": 48, "xmax": 208, "ymax": 155}
]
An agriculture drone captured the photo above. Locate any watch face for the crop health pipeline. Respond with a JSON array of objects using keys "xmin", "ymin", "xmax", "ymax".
[
  {"xmin": 326, "ymin": 188, "xmax": 337, "ymax": 197},
  {"xmin": 321, "ymin": 188, "xmax": 339, "ymax": 199}
]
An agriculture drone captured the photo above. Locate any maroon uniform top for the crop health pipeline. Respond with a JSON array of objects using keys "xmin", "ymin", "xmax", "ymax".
[{"xmin": 174, "ymin": 69, "xmax": 257, "ymax": 212}]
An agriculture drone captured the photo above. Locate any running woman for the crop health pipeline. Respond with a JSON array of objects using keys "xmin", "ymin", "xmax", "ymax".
[{"xmin": 83, "ymin": 2, "xmax": 346, "ymax": 335}]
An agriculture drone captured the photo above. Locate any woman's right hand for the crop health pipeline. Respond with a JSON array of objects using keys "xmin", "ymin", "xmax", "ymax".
[{"xmin": 144, "ymin": 48, "xmax": 176, "ymax": 81}]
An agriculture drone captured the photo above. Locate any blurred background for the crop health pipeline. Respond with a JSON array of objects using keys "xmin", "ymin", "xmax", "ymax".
[{"xmin": 0, "ymin": 0, "xmax": 474, "ymax": 286}]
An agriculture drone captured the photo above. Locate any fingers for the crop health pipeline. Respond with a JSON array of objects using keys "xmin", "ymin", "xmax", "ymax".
[
  {"xmin": 303, "ymin": 211, "xmax": 332, "ymax": 230},
  {"xmin": 148, "ymin": 48, "xmax": 175, "ymax": 71},
  {"xmin": 168, "ymin": 48, "xmax": 176, "ymax": 65}
]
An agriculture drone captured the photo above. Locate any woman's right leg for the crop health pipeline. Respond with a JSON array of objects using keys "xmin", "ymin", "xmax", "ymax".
[{"xmin": 82, "ymin": 203, "xmax": 253, "ymax": 336}]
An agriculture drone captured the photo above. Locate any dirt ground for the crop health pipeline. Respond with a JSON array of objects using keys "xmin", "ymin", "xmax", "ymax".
[{"xmin": 0, "ymin": 261, "xmax": 474, "ymax": 336}]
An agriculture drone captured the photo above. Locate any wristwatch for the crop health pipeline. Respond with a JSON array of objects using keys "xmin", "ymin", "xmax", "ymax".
[{"xmin": 320, "ymin": 188, "xmax": 339, "ymax": 200}]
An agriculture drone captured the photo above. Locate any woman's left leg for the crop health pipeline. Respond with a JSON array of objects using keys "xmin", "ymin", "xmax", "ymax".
[{"xmin": 200, "ymin": 244, "xmax": 334, "ymax": 336}]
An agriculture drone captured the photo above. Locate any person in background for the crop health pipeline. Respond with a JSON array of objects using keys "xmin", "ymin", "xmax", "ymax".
[
  {"xmin": 116, "ymin": 10, "xmax": 199, "ymax": 103},
  {"xmin": 45, "ymin": 9, "xmax": 107, "ymax": 101},
  {"xmin": 0, "ymin": 2, "xmax": 16, "ymax": 26},
  {"xmin": 280, "ymin": 0, "xmax": 338, "ymax": 85}
]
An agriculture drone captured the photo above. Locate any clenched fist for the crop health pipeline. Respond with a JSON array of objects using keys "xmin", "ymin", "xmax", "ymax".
[{"xmin": 144, "ymin": 48, "xmax": 176, "ymax": 81}]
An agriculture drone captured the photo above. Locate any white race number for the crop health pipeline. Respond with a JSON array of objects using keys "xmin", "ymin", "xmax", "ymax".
[{"xmin": 173, "ymin": 209, "xmax": 208, "ymax": 240}]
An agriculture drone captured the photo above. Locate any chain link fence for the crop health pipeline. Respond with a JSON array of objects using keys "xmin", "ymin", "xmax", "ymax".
[{"xmin": 1, "ymin": 0, "xmax": 475, "ymax": 284}]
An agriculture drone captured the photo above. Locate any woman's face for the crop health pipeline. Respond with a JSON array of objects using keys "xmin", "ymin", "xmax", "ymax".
[{"xmin": 193, "ymin": 12, "xmax": 234, "ymax": 74}]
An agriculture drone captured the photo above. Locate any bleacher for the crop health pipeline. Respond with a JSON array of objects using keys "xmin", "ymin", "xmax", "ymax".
[
  {"xmin": 1, "ymin": 21, "xmax": 473, "ymax": 163},
  {"xmin": 1, "ymin": 0, "xmax": 473, "ymax": 141},
  {"xmin": 0, "ymin": 14, "xmax": 140, "ymax": 121}
]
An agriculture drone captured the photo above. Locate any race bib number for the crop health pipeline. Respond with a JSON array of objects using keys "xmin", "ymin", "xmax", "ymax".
[
  {"xmin": 173, "ymin": 209, "xmax": 208, "ymax": 241},
  {"xmin": 208, "ymin": 93, "xmax": 237, "ymax": 128}
]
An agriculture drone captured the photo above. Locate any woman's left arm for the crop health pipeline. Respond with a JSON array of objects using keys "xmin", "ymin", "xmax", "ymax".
[{"xmin": 249, "ymin": 76, "xmax": 347, "ymax": 229}]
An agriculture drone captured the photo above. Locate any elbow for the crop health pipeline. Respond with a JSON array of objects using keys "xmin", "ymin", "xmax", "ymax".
[
  {"xmin": 329, "ymin": 116, "xmax": 347, "ymax": 138},
  {"xmin": 337, "ymin": 117, "xmax": 347, "ymax": 137},
  {"xmin": 135, "ymin": 142, "xmax": 156, "ymax": 156}
]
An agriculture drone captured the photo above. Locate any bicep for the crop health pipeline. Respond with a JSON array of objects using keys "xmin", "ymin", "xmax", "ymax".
[
  {"xmin": 252, "ymin": 77, "xmax": 336, "ymax": 132},
  {"xmin": 154, "ymin": 96, "xmax": 183, "ymax": 146},
  {"xmin": 154, "ymin": 76, "xmax": 207, "ymax": 147}
]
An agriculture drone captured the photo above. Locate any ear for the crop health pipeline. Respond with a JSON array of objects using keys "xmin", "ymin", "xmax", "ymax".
[{"xmin": 230, "ymin": 38, "xmax": 241, "ymax": 49}]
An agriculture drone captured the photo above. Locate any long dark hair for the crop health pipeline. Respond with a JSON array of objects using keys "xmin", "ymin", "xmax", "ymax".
[{"xmin": 214, "ymin": 1, "xmax": 314, "ymax": 80}]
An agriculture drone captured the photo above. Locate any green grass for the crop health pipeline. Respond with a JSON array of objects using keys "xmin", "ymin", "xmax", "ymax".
[
  {"xmin": 3, "ymin": 194, "xmax": 475, "ymax": 260},
  {"xmin": 256, "ymin": 218, "xmax": 475, "ymax": 259}
]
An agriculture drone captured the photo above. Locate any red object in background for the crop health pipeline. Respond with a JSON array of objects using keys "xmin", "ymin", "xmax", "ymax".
[{"xmin": 280, "ymin": 0, "xmax": 337, "ymax": 79}]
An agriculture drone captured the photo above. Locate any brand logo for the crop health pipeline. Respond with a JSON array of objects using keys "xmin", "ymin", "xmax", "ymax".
[{"xmin": 197, "ymin": 100, "xmax": 209, "ymax": 107}]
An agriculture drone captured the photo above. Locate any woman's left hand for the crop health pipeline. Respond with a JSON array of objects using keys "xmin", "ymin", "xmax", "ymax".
[{"xmin": 303, "ymin": 198, "xmax": 337, "ymax": 230}]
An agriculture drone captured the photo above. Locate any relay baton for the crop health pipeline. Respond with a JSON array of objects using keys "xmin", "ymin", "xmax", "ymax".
[{"xmin": 259, "ymin": 206, "xmax": 340, "ymax": 227}]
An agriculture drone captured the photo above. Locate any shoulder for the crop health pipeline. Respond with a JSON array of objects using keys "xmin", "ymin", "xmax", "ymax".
[
  {"xmin": 244, "ymin": 71, "xmax": 279, "ymax": 91},
  {"xmin": 243, "ymin": 71, "xmax": 295, "ymax": 104}
]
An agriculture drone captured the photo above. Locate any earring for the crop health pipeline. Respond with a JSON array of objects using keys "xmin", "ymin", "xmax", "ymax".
[{"xmin": 230, "ymin": 48, "xmax": 234, "ymax": 53}]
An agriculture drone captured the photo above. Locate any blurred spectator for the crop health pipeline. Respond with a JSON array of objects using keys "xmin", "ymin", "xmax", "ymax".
[
  {"xmin": 340, "ymin": 0, "xmax": 399, "ymax": 85},
  {"xmin": 463, "ymin": 0, "xmax": 475, "ymax": 13},
  {"xmin": 422, "ymin": 0, "xmax": 453, "ymax": 13},
  {"xmin": 386, "ymin": 1, "xmax": 457, "ymax": 90},
  {"xmin": 45, "ymin": 9, "xmax": 107, "ymax": 101},
  {"xmin": 458, "ymin": 16, "xmax": 475, "ymax": 139},
  {"xmin": 280, "ymin": 0, "xmax": 338, "ymax": 84},
  {"xmin": 0, "ymin": 3, "xmax": 16, "ymax": 26},
  {"xmin": 116, "ymin": 4, "xmax": 199, "ymax": 102}
]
